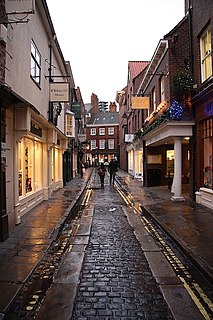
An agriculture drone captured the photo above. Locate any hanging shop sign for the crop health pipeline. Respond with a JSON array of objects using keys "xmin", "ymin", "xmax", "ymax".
[
  {"xmin": 125, "ymin": 134, "xmax": 134, "ymax": 143},
  {"xmin": 78, "ymin": 134, "xmax": 87, "ymax": 142},
  {"xmin": 71, "ymin": 103, "xmax": 81, "ymax": 119},
  {"xmin": 132, "ymin": 97, "xmax": 150, "ymax": 110},
  {"xmin": 6, "ymin": 0, "xmax": 35, "ymax": 14},
  {"xmin": 49, "ymin": 82, "xmax": 70, "ymax": 102}
]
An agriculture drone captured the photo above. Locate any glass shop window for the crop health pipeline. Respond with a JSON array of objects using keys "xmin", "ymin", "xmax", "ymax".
[
  {"xmin": 18, "ymin": 138, "xmax": 43, "ymax": 197},
  {"xmin": 166, "ymin": 150, "xmax": 174, "ymax": 176}
]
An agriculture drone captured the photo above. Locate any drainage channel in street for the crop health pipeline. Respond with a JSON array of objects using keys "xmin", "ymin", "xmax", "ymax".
[
  {"xmin": 115, "ymin": 179, "xmax": 213, "ymax": 320},
  {"xmin": 4, "ymin": 185, "xmax": 93, "ymax": 320}
]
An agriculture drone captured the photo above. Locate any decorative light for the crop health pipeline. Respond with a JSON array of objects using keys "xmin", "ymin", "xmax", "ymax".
[{"xmin": 169, "ymin": 100, "xmax": 183, "ymax": 120}]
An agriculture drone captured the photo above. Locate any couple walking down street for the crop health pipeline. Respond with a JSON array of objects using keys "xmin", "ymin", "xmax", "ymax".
[{"xmin": 97, "ymin": 159, "xmax": 118, "ymax": 187}]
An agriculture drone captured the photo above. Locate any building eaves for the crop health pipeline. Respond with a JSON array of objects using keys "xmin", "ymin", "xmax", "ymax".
[{"xmin": 164, "ymin": 15, "xmax": 188, "ymax": 39}]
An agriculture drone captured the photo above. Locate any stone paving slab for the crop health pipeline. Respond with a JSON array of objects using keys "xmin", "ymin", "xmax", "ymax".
[{"xmin": 161, "ymin": 284, "xmax": 204, "ymax": 320}]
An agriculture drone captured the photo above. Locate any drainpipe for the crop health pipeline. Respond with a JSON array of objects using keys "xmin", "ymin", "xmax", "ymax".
[
  {"xmin": 188, "ymin": 0, "xmax": 196, "ymax": 199},
  {"xmin": 0, "ymin": 103, "xmax": 9, "ymax": 240}
]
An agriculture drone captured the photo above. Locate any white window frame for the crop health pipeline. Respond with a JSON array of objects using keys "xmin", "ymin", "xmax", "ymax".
[
  {"xmin": 200, "ymin": 26, "xmax": 212, "ymax": 82},
  {"xmin": 152, "ymin": 88, "xmax": 156, "ymax": 111},
  {"xmin": 160, "ymin": 76, "xmax": 165, "ymax": 102},
  {"xmin": 91, "ymin": 128, "xmax": 96, "ymax": 135},
  {"xmin": 31, "ymin": 40, "xmax": 41, "ymax": 85},
  {"xmin": 108, "ymin": 127, "xmax": 114, "ymax": 135},
  {"xmin": 91, "ymin": 140, "xmax": 96, "ymax": 150},
  {"xmin": 99, "ymin": 139, "xmax": 105, "ymax": 149},
  {"xmin": 99, "ymin": 128, "xmax": 105, "ymax": 135},
  {"xmin": 108, "ymin": 139, "xmax": 114, "ymax": 150}
]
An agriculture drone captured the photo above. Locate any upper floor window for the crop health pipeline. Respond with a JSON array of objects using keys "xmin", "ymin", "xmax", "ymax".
[
  {"xmin": 160, "ymin": 75, "xmax": 165, "ymax": 102},
  {"xmin": 152, "ymin": 88, "xmax": 156, "ymax": 111},
  {"xmin": 91, "ymin": 140, "xmax": 96, "ymax": 150},
  {"xmin": 200, "ymin": 27, "xmax": 212, "ymax": 82},
  {"xmin": 108, "ymin": 127, "xmax": 114, "ymax": 135},
  {"xmin": 99, "ymin": 128, "xmax": 105, "ymax": 135},
  {"xmin": 91, "ymin": 128, "xmax": 96, "ymax": 135},
  {"xmin": 108, "ymin": 139, "xmax": 114, "ymax": 149},
  {"xmin": 99, "ymin": 139, "xmax": 105, "ymax": 149},
  {"xmin": 31, "ymin": 40, "xmax": 41, "ymax": 85}
]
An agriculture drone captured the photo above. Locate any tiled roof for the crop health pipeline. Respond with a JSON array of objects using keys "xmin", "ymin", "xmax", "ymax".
[
  {"xmin": 128, "ymin": 61, "xmax": 149, "ymax": 79},
  {"xmin": 87, "ymin": 112, "xmax": 119, "ymax": 126}
]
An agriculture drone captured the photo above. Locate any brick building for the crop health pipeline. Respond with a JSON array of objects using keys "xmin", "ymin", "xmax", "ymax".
[
  {"xmin": 117, "ymin": 0, "xmax": 212, "ymax": 208},
  {"xmin": 86, "ymin": 107, "xmax": 119, "ymax": 166},
  {"xmin": 190, "ymin": 0, "xmax": 213, "ymax": 209}
]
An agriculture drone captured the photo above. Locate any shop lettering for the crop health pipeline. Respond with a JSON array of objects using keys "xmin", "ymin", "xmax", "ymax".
[{"xmin": 30, "ymin": 122, "xmax": 42, "ymax": 137}]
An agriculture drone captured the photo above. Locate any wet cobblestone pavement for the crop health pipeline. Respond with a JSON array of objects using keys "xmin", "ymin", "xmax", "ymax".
[{"xmin": 72, "ymin": 186, "xmax": 173, "ymax": 320}]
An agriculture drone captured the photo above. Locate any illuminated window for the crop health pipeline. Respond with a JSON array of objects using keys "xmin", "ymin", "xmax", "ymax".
[
  {"xmin": 31, "ymin": 40, "xmax": 41, "ymax": 85},
  {"xmin": 166, "ymin": 150, "xmax": 174, "ymax": 176},
  {"xmin": 200, "ymin": 27, "xmax": 212, "ymax": 82},
  {"xmin": 200, "ymin": 118, "xmax": 212, "ymax": 189},
  {"xmin": 18, "ymin": 138, "xmax": 43, "ymax": 197}
]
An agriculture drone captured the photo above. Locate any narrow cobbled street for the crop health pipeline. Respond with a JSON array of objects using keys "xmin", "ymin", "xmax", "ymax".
[{"xmin": 72, "ymin": 177, "xmax": 173, "ymax": 319}]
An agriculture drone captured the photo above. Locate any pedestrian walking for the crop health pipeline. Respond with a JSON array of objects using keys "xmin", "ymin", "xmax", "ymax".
[
  {"xmin": 97, "ymin": 163, "xmax": 106, "ymax": 187},
  {"xmin": 108, "ymin": 158, "xmax": 118, "ymax": 185}
]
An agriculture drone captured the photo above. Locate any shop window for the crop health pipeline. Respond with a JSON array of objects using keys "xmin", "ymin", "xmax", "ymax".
[
  {"xmin": 200, "ymin": 26, "xmax": 212, "ymax": 82},
  {"xmin": 166, "ymin": 150, "xmax": 174, "ymax": 176},
  {"xmin": 18, "ymin": 142, "xmax": 24, "ymax": 196},
  {"xmin": 31, "ymin": 40, "xmax": 41, "ymax": 86},
  {"xmin": 129, "ymin": 149, "xmax": 134, "ymax": 170},
  {"xmin": 35, "ymin": 141, "xmax": 42, "ymax": 190},
  {"xmin": 18, "ymin": 138, "xmax": 43, "ymax": 197},
  {"xmin": 202, "ymin": 118, "xmax": 213, "ymax": 189},
  {"xmin": 25, "ymin": 139, "xmax": 33, "ymax": 193},
  {"xmin": 55, "ymin": 148, "xmax": 59, "ymax": 182}
]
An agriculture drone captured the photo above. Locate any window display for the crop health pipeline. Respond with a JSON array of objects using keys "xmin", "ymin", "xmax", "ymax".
[
  {"xmin": 18, "ymin": 138, "xmax": 43, "ymax": 197},
  {"xmin": 200, "ymin": 118, "xmax": 213, "ymax": 189}
]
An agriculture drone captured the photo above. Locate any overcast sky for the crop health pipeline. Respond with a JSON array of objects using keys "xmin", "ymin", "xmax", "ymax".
[{"xmin": 46, "ymin": 0, "xmax": 185, "ymax": 104}]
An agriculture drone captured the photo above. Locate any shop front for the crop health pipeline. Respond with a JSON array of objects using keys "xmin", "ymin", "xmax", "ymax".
[
  {"xmin": 7, "ymin": 106, "xmax": 67, "ymax": 228},
  {"xmin": 195, "ymin": 97, "xmax": 213, "ymax": 209},
  {"xmin": 143, "ymin": 120, "xmax": 194, "ymax": 201}
]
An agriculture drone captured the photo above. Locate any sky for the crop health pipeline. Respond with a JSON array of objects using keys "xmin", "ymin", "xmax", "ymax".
[{"xmin": 46, "ymin": 0, "xmax": 185, "ymax": 104}]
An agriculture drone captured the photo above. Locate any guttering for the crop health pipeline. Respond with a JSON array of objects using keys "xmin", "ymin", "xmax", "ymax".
[{"xmin": 137, "ymin": 39, "xmax": 168, "ymax": 95}]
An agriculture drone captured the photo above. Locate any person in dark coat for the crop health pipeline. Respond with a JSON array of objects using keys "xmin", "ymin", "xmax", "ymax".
[
  {"xmin": 98, "ymin": 163, "xmax": 106, "ymax": 187},
  {"xmin": 108, "ymin": 159, "xmax": 118, "ymax": 185}
]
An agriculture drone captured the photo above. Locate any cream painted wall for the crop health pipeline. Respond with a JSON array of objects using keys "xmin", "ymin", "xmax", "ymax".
[{"xmin": 5, "ymin": 2, "xmax": 67, "ymax": 134}]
